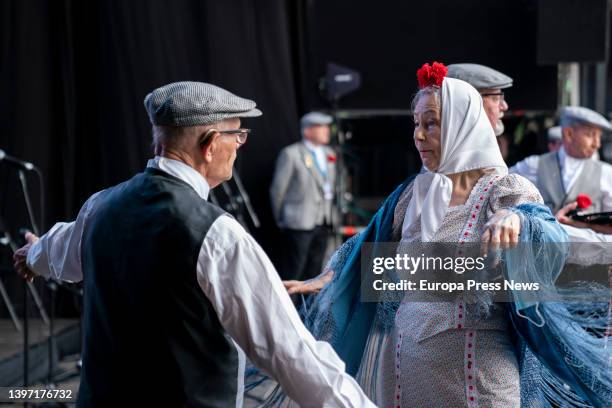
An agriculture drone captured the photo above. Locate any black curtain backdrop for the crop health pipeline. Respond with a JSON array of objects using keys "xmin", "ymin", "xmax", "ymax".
[
  {"xmin": 0, "ymin": 0, "xmax": 302, "ymax": 316},
  {"xmin": 0, "ymin": 0, "xmax": 301, "ymax": 237},
  {"xmin": 305, "ymin": 0, "xmax": 558, "ymax": 110}
]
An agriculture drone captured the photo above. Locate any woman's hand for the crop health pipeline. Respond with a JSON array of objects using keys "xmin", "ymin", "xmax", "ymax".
[
  {"xmin": 283, "ymin": 270, "xmax": 334, "ymax": 295},
  {"xmin": 481, "ymin": 209, "xmax": 521, "ymax": 256}
]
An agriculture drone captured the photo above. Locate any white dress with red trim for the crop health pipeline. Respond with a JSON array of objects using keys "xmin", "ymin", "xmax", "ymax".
[{"xmin": 380, "ymin": 173, "xmax": 543, "ymax": 408}]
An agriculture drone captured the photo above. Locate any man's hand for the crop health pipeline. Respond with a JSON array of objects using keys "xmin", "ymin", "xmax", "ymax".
[
  {"xmin": 555, "ymin": 202, "xmax": 583, "ymax": 226},
  {"xmin": 556, "ymin": 201, "xmax": 612, "ymax": 234},
  {"xmin": 283, "ymin": 270, "xmax": 334, "ymax": 295},
  {"xmin": 481, "ymin": 209, "xmax": 521, "ymax": 256},
  {"xmin": 13, "ymin": 232, "xmax": 39, "ymax": 283}
]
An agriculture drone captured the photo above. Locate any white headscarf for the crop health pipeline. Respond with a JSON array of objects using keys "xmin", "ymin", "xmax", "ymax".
[{"xmin": 402, "ymin": 77, "xmax": 507, "ymax": 241}]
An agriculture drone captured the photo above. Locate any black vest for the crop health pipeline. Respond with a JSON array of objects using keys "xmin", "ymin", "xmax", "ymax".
[{"xmin": 78, "ymin": 168, "xmax": 239, "ymax": 407}]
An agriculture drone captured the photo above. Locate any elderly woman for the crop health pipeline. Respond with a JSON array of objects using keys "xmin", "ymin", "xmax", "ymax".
[
  {"xmin": 283, "ymin": 63, "xmax": 610, "ymax": 407},
  {"xmin": 379, "ymin": 64, "xmax": 533, "ymax": 407}
]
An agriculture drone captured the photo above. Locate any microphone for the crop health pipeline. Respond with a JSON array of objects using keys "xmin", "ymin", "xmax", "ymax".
[{"xmin": 0, "ymin": 149, "xmax": 36, "ymax": 171}]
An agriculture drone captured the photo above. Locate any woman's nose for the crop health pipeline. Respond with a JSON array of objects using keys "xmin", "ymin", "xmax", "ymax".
[{"xmin": 414, "ymin": 129, "xmax": 425, "ymax": 141}]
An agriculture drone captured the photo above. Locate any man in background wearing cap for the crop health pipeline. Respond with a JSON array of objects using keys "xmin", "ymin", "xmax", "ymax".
[
  {"xmin": 12, "ymin": 83, "xmax": 374, "ymax": 407},
  {"xmin": 270, "ymin": 112, "xmax": 336, "ymax": 282},
  {"xmin": 547, "ymin": 125, "xmax": 563, "ymax": 152},
  {"xmin": 510, "ymin": 106, "xmax": 612, "ymax": 236},
  {"xmin": 447, "ymin": 63, "xmax": 512, "ymax": 158}
]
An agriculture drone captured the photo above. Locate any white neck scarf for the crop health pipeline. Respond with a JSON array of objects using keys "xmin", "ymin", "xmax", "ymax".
[{"xmin": 403, "ymin": 77, "xmax": 508, "ymax": 241}]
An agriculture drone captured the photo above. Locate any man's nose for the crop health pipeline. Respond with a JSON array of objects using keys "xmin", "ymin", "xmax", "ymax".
[
  {"xmin": 594, "ymin": 135, "xmax": 601, "ymax": 149},
  {"xmin": 501, "ymin": 99, "xmax": 509, "ymax": 111}
]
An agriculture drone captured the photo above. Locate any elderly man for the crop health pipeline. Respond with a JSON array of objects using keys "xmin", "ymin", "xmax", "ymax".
[
  {"xmin": 447, "ymin": 63, "xmax": 512, "ymax": 158},
  {"xmin": 270, "ymin": 112, "xmax": 336, "ymax": 282},
  {"xmin": 510, "ymin": 106, "xmax": 612, "ymax": 236},
  {"xmin": 12, "ymin": 82, "xmax": 374, "ymax": 407},
  {"xmin": 547, "ymin": 125, "xmax": 563, "ymax": 152},
  {"xmin": 447, "ymin": 63, "xmax": 512, "ymax": 135}
]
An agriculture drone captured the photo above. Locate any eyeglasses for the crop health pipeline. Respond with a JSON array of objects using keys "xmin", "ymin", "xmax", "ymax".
[
  {"xmin": 200, "ymin": 128, "xmax": 251, "ymax": 145},
  {"xmin": 480, "ymin": 91, "xmax": 505, "ymax": 103}
]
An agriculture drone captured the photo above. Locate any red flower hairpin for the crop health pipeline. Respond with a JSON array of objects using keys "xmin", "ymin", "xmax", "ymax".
[
  {"xmin": 576, "ymin": 194, "xmax": 592, "ymax": 209},
  {"xmin": 416, "ymin": 61, "xmax": 448, "ymax": 89}
]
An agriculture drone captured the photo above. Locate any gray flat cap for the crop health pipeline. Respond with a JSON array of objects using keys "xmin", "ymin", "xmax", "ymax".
[
  {"xmin": 144, "ymin": 81, "xmax": 262, "ymax": 126},
  {"xmin": 447, "ymin": 63, "xmax": 513, "ymax": 89},
  {"xmin": 547, "ymin": 126, "xmax": 562, "ymax": 141},
  {"xmin": 560, "ymin": 106, "xmax": 612, "ymax": 131},
  {"xmin": 300, "ymin": 112, "xmax": 333, "ymax": 129}
]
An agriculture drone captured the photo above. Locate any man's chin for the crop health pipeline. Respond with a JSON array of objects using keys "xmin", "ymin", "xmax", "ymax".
[{"xmin": 494, "ymin": 120, "xmax": 505, "ymax": 137}]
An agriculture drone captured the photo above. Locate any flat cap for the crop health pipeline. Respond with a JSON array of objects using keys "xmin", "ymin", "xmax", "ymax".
[
  {"xmin": 144, "ymin": 81, "xmax": 262, "ymax": 126},
  {"xmin": 300, "ymin": 112, "xmax": 332, "ymax": 129},
  {"xmin": 447, "ymin": 63, "xmax": 513, "ymax": 90},
  {"xmin": 547, "ymin": 126, "xmax": 562, "ymax": 141},
  {"xmin": 560, "ymin": 106, "xmax": 612, "ymax": 131}
]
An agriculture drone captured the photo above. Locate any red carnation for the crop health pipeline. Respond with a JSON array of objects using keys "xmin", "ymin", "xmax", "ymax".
[
  {"xmin": 327, "ymin": 154, "xmax": 337, "ymax": 163},
  {"xmin": 576, "ymin": 194, "xmax": 592, "ymax": 209},
  {"xmin": 416, "ymin": 61, "xmax": 448, "ymax": 89}
]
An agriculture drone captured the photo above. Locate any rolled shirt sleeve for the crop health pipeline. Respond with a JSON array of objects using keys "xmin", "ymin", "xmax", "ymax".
[
  {"xmin": 508, "ymin": 155, "xmax": 540, "ymax": 185},
  {"xmin": 601, "ymin": 163, "xmax": 612, "ymax": 211},
  {"xmin": 563, "ymin": 225, "xmax": 612, "ymax": 265},
  {"xmin": 197, "ymin": 215, "xmax": 375, "ymax": 408},
  {"xmin": 26, "ymin": 191, "xmax": 102, "ymax": 283}
]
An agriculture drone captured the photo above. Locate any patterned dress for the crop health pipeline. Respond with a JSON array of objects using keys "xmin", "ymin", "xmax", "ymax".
[{"xmin": 380, "ymin": 173, "xmax": 543, "ymax": 408}]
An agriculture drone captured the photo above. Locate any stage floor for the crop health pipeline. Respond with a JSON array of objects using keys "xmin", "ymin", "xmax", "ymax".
[
  {"xmin": 0, "ymin": 319, "xmax": 79, "ymax": 363},
  {"xmin": 0, "ymin": 318, "xmax": 279, "ymax": 406}
]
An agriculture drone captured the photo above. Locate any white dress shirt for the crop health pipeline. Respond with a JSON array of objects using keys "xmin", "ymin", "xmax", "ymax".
[
  {"xmin": 303, "ymin": 139, "xmax": 334, "ymax": 200},
  {"xmin": 303, "ymin": 139, "xmax": 328, "ymax": 175},
  {"xmin": 27, "ymin": 156, "xmax": 375, "ymax": 408}
]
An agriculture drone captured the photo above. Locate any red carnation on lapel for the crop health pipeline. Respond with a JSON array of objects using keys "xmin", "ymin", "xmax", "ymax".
[
  {"xmin": 327, "ymin": 154, "xmax": 336, "ymax": 163},
  {"xmin": 576, "ymin": 194, "xmax": 592, "ymax": 209},
  {"xmin": 417, "ymin": 61, "xmax": 448, "ymax": 89}
]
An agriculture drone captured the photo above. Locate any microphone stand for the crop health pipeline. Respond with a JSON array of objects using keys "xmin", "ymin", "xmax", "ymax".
[
  {"xmin": 231, "ymin": 173, "xmax": 260, "ymax": 228},
  {"xmin": 0, "ymin": 217, "xmax": 31, "ymax": 387},
  {"xmin": 17, "ymin": 171, "xmax": 49, "ymax": 325},
  {"xmin": 220, "ymin": 182, "xmax": 247, "ymax": 228},
  {"xmin": 0, "ymin": 229, "xmax": 21, "ymax": 331},
  {"xmin": 17, "ymin": 169, "xmax": 61, "ymax": 388},
  {"xmin": 210, "ymin": 171, "xmax": 260, "ymax": 233}
]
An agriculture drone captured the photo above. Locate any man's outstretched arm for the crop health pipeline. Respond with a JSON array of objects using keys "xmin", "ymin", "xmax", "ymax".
[{"xmin": 13, "ymin": 192, "xmax": 102, "ymax": 283}]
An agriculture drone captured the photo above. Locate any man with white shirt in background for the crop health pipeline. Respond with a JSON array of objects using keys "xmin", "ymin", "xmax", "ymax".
[
  {"xmin": 12, "ymin": 82, "xmax": 374, "ymax": 408},
  {"xmin": 510, "ymin": 106, "xmax": 612, "ymax": 242},
  {"xmin": 547, "ymin": 125, "xmax": 563, "ymax": 153},
  {"xmin": 270, "ymin": 112, "xmax": 336, "ymax": 282}
]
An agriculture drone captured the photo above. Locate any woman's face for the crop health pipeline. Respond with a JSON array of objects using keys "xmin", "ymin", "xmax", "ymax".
[{"xmin": 413, "ymin": 93, "xmax": 442, "ymax": 171}]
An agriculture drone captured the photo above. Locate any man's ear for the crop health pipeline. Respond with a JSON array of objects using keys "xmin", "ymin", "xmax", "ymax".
[
  {"xmin": 562, "ymin": 126, "xmax": 573, "ymax": 142},
  {"xmin": 200, "ymin": 134, "xmax": 217, "ymax": 163}
]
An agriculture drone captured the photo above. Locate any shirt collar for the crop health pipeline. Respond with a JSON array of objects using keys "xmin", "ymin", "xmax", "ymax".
[
  {"xmin": 558, "ymin": 145, "xmax": 589, "ymax": 168},
  {"xmin": 146, "ymin": 156, "xmax": 210, "ymax": 200},
  {"xmin": 303, "ymin": 139, "xmax": 323, "ymax": 153}
]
